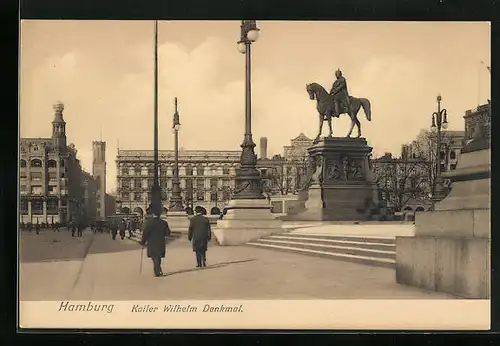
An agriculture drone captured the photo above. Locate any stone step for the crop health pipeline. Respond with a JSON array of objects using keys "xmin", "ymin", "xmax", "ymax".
[
  {"xmin": 255, "ymin": 238, "xmax": 396, "ymax": 260},
  {"xmin": 286, "ymin": 233, "xmax": 395, "ymax": 244},
  {"xmin": 247, "ymin": 242, "xmax": 396, "ymax": 269},
  {"xmin": 269, "ymin": 235, "xmax": 395, "ymax": 251},
  {"xmin": 247, "ymin": 232, "xmax": 396, "ymax": 268}
]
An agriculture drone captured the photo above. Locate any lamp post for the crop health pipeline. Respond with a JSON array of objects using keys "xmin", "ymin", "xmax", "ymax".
[
  {"xmin": 170, "ymin": 97, "xmax": 184, "ymax": 211},
  {"xmin": 233, "ymin": 20, "xmax": 266, "ymax": 200},
  {"xmin": 149, "ymin": 20, "xmax": 163, "ymax": 216},
  {"xmin": 430, "ymin": 94, "xmax": 448, "ymax": 202}
]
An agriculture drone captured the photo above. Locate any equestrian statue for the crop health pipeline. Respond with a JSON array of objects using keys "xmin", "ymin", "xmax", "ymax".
[{"xmin": 306, "ymin": 69, "xmax": 372, "ymax": 143}]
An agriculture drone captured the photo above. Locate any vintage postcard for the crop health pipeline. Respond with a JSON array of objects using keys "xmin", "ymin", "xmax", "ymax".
[{"xmin": 18, "ymin": 20, "xmax": 491, "ymax": 330}]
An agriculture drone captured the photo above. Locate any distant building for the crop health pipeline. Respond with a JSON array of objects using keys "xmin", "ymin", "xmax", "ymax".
[
  {"xmin": 19, "ymin": 102, "xmax": 86, "ymax": 224},
  {"xmin": 81, "ymin": 171, "xmax": 98, "ymax": 223},
  {"xmin": 116, "ymin": 133, "xmax": 315, "ymax": 217},
  {"xmin": 259, "ymin": 137, "xmax": 268, "ymax": 159},
  {"xmin": 92, "ymin": 141, "xmax": 108, "ymax": 219},
  {"xmin": 283, "ymin": 133, "xmax": 313, "ymax": 160},
  {"xmin": 115, "ymin": 149, "xmax": 240, "ymax": 216}
]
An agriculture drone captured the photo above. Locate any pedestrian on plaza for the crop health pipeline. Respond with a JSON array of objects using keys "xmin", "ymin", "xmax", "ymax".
[
  {"xmin": 110, "ymin": 221, "xmax": 118, "ymax": 240},
  {"xmin": 35, "ymin": 222, "xmax": 40, "ymax": 235},
  {"xmin": 77, "ymin": 221, "xmax": 84, "ymax": 237},
  {"xmin": 127, "ymin": 219, "xmax": 135, "ymax": 239},
  {"xmin": 119, "ymin": 219, "xmax": 126, "ymax": 240},
  {"xmin": 54, "ymin": 221, "xmax": 60, "ymax": 232},
  {"xmin": 188, "ymin": 206, "xmax": 212, "ymax": 268},
  {"xmin": 70, "ymin": 220, "xmax": 76, "ymax": 237},
  {"xmin": 140, "ymin": 209, "xmax": 171, "ymax": 277}
]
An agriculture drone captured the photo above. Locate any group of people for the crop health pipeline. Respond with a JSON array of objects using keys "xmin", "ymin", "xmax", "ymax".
[
  {"xmin": 140, "ymin": 206, "xmax": 212, "ymax": 277},
  {"xmin": 20, "ymin": 221, "xmax": 71, "ymax": 235},
  {"xmin": 109, "ymin": 218, "xmax": 140, "ymax": 241}
]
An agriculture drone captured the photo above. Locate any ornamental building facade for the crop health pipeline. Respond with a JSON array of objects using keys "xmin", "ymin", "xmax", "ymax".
[
  {"xmin": 115, "ymin": 149, "xmax": 241, "ymax": 216},
  {"xmin": 20, "ymin": 102, "xmax": 85, "ymax": 224}
]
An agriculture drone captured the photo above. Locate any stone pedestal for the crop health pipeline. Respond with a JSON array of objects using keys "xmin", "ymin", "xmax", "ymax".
[
  {"xmin": 396, "ymin": 144, "xmax": 491, "ymax": 298},
  {"xmin": 292, "ymin": 137, "xmax": 375, "ymax": 221},
  {"xmin": 214, "ymin": 199, "xmax": 284, "ymax": 245},
  {"xmin": 163, "ymin": 210, "xmax": 190, "ymax": 233}
]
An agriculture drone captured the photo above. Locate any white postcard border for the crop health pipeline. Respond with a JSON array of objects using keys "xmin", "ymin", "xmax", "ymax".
[{"xmin": 20, "ymin": 299, "xmax": 490, "ymax": 330}]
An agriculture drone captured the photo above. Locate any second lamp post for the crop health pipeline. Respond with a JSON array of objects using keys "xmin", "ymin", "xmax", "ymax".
[
  {"xmin": 233, "ymin": 20, "xmax": 266, "ymax": 200},
  {"xmin": 430, "ymin": 94, "xmax": 448, "ymax": 202},
  {"xmin": 170, "ymin": 97, "xmax": 184, "ymax": 211}
]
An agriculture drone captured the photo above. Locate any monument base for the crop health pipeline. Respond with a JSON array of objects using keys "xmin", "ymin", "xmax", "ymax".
[
  {"xmin": 396, "ymin": 147, "xmax": 491, "ymax": 299},
  {"xmin": 163, "ymin": 210, "xmax": 190, "ymax": 233},
  {"xmin": 288, "ymin": 137, "xmax": 375, "ymax": 221},
  {"xmin": 214, "ymin": 199, "xmax": 284, "ymax": 245},
  {"xmin": 396, "ymin": 235, "xmax": 490, "ymax": 299}
]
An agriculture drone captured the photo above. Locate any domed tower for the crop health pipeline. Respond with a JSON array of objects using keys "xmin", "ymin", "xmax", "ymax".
[{"xmin": 51, "ymin": 101, "xmax": 67, "ymax": 150}]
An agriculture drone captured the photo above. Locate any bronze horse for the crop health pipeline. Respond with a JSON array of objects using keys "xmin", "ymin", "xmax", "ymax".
[{"xmin": 306, "ymin": 82, "xmax": 372, "ymax": 143}]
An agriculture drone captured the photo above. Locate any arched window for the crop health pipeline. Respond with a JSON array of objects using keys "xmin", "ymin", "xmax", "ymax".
[
  {"xmin": 47, "ymin": 159, "xmax": 57, "ymax": 168},
  {"xmin": 20, "ymin": 159, "xmax": 26, "ymax": 168},
  {"xmin": 450, "ymin": 151, "xmax": 457, "ymax": 160},
  {"xmin": 185, "ymin": 165, "xmax": 193, "ymax": 176},
  {"xmin": 121, "ymin": 207, "xmax": 131, "ymax": 214},
  {"xmin": 415, "ymin": 206, "xmax": 425, "ymax": 212},
  {"xmin": 30, "ymin": 159, "xmax": 42, "ymax": 167},
  {"xmin": 133, "ymin": 207, "xmax": 144, "ymax": 216}
]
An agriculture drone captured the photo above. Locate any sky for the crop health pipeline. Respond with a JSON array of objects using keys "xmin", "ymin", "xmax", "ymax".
[{"xmin": 20, "ymin": 20, "xmax": 491, "ymax": 193}]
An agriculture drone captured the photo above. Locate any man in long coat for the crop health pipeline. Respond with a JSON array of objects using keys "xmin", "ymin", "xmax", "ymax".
[
  {"xmin": 188, "ymin": 206, "xmax": 212, "ymax": 268},
  {"xmin": 140, "ymin": 211, "xmax": 171, "ymax": 277}
]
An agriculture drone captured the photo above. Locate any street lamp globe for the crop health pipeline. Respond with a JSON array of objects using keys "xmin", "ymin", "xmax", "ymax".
[
  {"xmin": 430, "ymin": 125, "xmax": 437, "ymax": 133},
  {"xmin": 237, "ymin": 41, "xmax": 247, "ymax": 54},
  {"xmin": 247, "ymin": 29, "xmax": 260, "ymax": 42},
  {"xmin": 442, "ymin": 121, "xmax": 448, "ymax": 130}
]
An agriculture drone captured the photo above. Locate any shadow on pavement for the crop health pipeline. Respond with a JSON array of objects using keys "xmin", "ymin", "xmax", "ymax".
[{"xmin": 163, "ymin": 259, "xmax": 256, "ymax": 277}]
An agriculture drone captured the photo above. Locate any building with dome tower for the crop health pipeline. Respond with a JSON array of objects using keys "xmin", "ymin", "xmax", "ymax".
[{"xmin": 19, "ymin": 102, "xmax": 92, "ymax": 225}]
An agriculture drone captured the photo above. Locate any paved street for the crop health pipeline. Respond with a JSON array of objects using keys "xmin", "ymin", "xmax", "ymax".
[{"xmin": 19, "ymin": 227, "xmax": 457, "ymax": 301}]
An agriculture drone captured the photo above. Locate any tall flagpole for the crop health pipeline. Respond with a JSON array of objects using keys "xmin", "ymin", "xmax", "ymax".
[
  {"xmin": 150, "ymin": 20, "xmax": 162, "ymax": 215},
  {"xmin": 154, "ymin": 20, "xmax": 159, "ymax": 186}
]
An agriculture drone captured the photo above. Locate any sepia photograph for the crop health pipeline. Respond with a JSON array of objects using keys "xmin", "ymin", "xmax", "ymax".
[{"xmin": 18, "ymin": 20, "xmax": 490, "ymax": 329}]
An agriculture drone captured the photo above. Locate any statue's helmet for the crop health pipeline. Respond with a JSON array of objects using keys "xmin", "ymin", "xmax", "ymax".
[{"xmin": 335, "ymin": 69, "xmax": 342, "ymax": 77}]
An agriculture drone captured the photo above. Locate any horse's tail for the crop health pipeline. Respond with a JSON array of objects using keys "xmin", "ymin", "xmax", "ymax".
[{"xmin": 360, "ymin": 98, "xmax": 372, "ymax": 121}]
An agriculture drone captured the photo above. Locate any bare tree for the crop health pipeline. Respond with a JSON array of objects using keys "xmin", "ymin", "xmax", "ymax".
[
  {"xmin": 408, "ymin": 129, "xmax": 453, "ymax": 197},
  {"xmin": 371, "ymin": 152, "xmax": 429, "ymax": 212}
]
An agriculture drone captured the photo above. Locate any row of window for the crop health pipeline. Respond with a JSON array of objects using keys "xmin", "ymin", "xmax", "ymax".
[
  {"xmin": 20, "ymin": 159, "xmax": 65, "ymax": 168},
  {"xmin": 120, "ymin": 166, "xmax": 232, "ymax": 176},
  {"xmin": 20, "ymin": 172, "xmax": 67, "ymax": 180},
  {"xmin": 120, "ymin": 189, "xmax": 231, "ymax": 202},
  {"xmin": 19, "ymin": 199, "xmax": 59, "ymax": 214},
  {"xmin": 120, "ymin": 178, "xmax": 231, "ymax": 189},
  {"xmin": 20, "ymin": 185, "xmax": 63, "ymax": 194}
]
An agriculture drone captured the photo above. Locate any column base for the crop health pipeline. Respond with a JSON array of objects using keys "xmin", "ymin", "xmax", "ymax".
[
  {"xmin": 163, "ymin": 210, "xmax": 190, "ymax": 233},
  {"xmin": 215, "ymin": 199, "xmax": 284, "ymax": 245}
]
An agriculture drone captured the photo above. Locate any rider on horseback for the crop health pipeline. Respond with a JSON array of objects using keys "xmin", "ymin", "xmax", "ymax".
[{"xmin": 329, "ymin": 69, "xmax": 351, "ymax": 117}]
